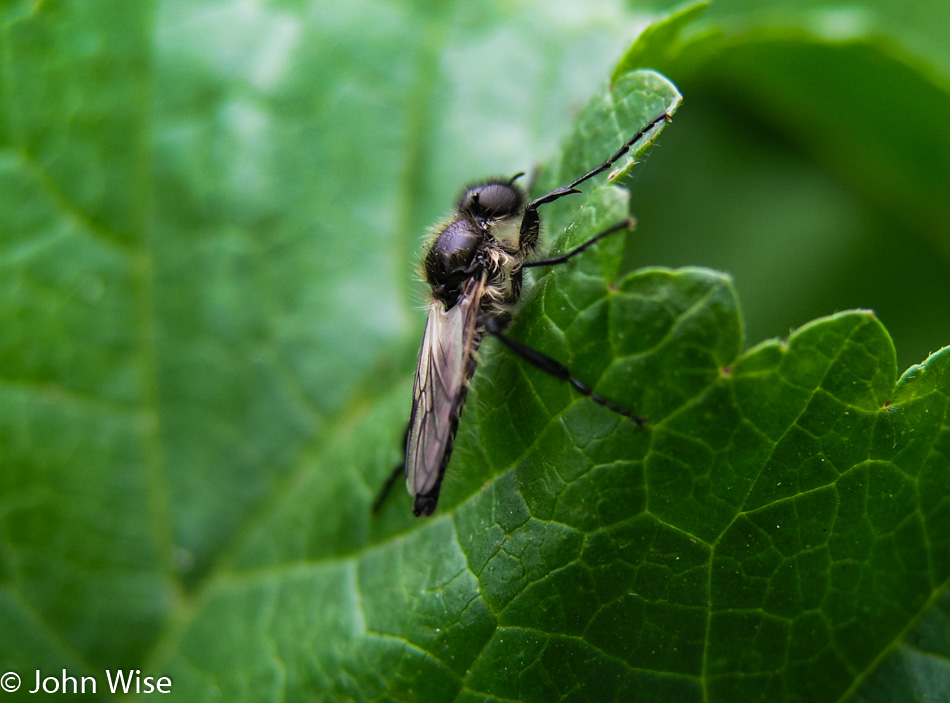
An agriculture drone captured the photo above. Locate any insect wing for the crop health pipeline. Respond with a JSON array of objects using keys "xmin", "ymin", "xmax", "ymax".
[{"xmin": 405, "ymin": 279, "xmax": 483, "ymax": 515}]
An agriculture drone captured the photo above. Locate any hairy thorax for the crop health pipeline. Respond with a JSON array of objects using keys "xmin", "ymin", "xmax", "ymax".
[{"xmin": 424, "ymin": 211, "xmax": 528, "ymax": 312}]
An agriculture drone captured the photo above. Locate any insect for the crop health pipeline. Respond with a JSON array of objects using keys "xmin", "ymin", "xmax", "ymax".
[{"xmin": 374, "ymin": 109, "xmax": 673, "ymax": 517}]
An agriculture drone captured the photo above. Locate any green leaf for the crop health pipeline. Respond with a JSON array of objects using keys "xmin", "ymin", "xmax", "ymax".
[
  {"xmin": 617, "ymin": 0, "xmax": 950, "ymax": 372},
  {"xmin": 611, "ymin": 0, "xmax": 717, "ymax": 83},
  {"xmin": 2, "ymin": 2, "xmax": 950, "ymax": 702}
]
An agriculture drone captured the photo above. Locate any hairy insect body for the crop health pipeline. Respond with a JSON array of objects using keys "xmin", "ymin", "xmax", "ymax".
[
  {"xmin": 407, "ymin": 178, "xmax": 537, "ymax": 516},
  {"xmin": 423, "ymin": 180, "xmax": 536, "ymax": 311},
  {"xmin": 372, "ymin": 108, "xmax": 673, "ymax": 518}
]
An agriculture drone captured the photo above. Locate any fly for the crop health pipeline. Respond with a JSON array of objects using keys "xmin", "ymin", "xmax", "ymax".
[{"xmin": 374, "ymin": 109, "xmax": 673, "ymax": 517}]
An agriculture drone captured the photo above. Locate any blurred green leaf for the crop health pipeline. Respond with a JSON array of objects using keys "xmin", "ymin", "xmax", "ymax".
[
  {"xmin": 621, "ymin": 0, "xmax": 950, "ymax": 371},
  {"xmin": 1, "ymin": 1, "xmax": 950, "ymax": 702}
]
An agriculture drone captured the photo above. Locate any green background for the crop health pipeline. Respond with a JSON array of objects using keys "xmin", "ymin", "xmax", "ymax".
[{"xmin": 1, "ymin": 0, "xmax": 949, "ymax": 701}]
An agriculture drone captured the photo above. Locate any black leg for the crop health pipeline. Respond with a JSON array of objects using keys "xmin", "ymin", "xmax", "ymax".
[
  {"xmin": 483, "ymin": 316, "xmax": 646, "ymax": 426},
  {"xmin": 522, "ymin": 218, "xmax": 634, "ymax": 269},
  {"xmin": 527, "ymin": 110, "xmax": 673, "ymax": 210},
  {"xmin": 371, "ymin": 463, "xmax": 404, "ymax": 514},
  {"xmin": 372, "ymin": 425, "xmax": 409, "ymax": 514}
]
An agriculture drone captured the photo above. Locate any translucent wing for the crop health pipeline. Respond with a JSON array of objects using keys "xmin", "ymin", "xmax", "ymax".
[{"xmin": 406, "ymin": 276, "xmax": 485, "ymax": 516}]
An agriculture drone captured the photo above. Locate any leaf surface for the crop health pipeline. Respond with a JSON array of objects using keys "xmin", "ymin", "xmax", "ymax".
[{"xmin": 1, "ymin": 3, "xmax": 949, "ymax": 702}]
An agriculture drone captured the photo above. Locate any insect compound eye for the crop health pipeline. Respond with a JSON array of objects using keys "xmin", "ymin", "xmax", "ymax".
[{"xmin": 459, "ymin": 182, "xmax": 522, "ymax": 219}]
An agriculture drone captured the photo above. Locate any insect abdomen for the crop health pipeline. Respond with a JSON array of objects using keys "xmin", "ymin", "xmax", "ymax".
[{"xmin": 412, "ymin": 331, "xmax": 482, "ymax": 516}]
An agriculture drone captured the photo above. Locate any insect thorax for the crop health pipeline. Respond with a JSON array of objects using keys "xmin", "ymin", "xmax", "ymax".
[
  {"xmin": 424, "ymin": 177, "xmax": 539, "ymax": 310},
  {"xmin": 423, "ymin": 212, "xmax": 530, "ymax": 310}
]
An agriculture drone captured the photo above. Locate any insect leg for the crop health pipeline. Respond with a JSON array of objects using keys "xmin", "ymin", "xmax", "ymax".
[
  {"xmin": 371, "ymin": 424, "xmax": 410, "ymax": 514},
  {"xmin": 522, "ymin": 218, "xmax": 634, "ymax": 269},
  {"xmin": 483, "ymin": 316, "xmax": 646, "ymax": 425},
  {"xmin": 527, "ymin": 110, "xmax": 673, "ymax": 210}
]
